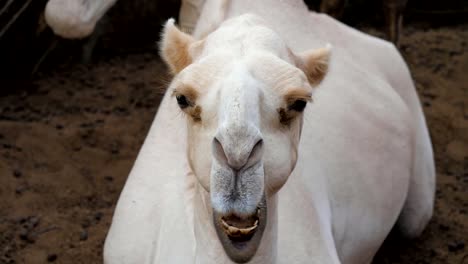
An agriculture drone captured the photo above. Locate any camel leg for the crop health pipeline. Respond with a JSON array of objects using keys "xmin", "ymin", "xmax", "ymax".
[
  {"xmin": 81, "ymin": 14, "xmax": 108, "ymax": 63},
  {"xmin": 383, "ymin": 0, "xmax": 407, "ymax": 47}
]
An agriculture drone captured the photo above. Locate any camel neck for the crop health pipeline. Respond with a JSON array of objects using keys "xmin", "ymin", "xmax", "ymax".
[{"xmin": 192, "ymin": 182, "xmax": 277, "ymax": 263}]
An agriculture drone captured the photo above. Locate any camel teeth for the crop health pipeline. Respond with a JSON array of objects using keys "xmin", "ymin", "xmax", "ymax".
[
  {"xmin": 221, "ymin": 219, "xmax": 230, "ymax": 230},
  {"xmin": 238, "ymin": 224, "xmax": 258, "ymax": 235},
  {"xmin": 221, "ymin": 218, "xmax": 258, "ymax": 237}
]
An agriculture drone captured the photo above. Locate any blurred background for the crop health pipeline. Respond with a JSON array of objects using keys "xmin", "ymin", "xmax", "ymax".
[
  {"xmin": 0, "ymin": 0, "xmax": 467, "ymax": 263},
  {"xmin": 0, "ymin": 0, "xmax": 467, "ymax": 80}
]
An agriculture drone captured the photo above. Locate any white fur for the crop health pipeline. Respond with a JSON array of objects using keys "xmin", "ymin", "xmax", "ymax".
[
  {"xmin": 44, "ymin": 0, "xmax": 204, "ymax": 39},
  {"xmin": 44, "ymin": 0, "xmax": 117, "ymax": 38},
  {"xmin": 104, "ymin": 0, "xmax": 435, "ymax": 263}
]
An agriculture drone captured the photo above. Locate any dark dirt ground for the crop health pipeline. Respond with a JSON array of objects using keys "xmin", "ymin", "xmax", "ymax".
[{"xmin": 0, "ymin": 21, "xmax": 467, "ymax": 263}]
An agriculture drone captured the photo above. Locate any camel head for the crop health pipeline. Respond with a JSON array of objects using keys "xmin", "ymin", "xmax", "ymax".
[
  {"xmin": 44, "ymin": 0, "xmax": 117, "ymax": 39},
  {"xmin": 160, "ymin": 14, "xmax": 330, "ymax": 263}
]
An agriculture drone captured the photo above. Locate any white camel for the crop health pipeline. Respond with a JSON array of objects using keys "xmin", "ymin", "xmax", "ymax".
[
  {"xmin": 43, "ymin": 0, "xmax": 205, "ymax": 39},
  {"xmin": 104, "ymin": 0, "xmax": 435, "ymax": 263},
  {"xmin": 44, "ymin": 0, "xmax": 116, "ymax": 39}
]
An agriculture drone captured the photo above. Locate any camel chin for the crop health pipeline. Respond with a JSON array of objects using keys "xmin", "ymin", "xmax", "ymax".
[{"xmin": 212, "ymin": 195, "xmax": 267, "ymax": 263}]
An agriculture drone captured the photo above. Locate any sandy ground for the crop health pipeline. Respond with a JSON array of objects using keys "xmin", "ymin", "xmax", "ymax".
[{"xmin": 0, "ymin": 22, "xmax": 467, "ymax": 263}]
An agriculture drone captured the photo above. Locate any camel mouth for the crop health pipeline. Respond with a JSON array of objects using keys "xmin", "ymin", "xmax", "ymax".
[
  {"xmin": 212, "ymin": 196, "xmax": 267, "ymax": 263},
  {"xmin": 220, "ymin": 212, "xmax": 259, "ymax": 241}
]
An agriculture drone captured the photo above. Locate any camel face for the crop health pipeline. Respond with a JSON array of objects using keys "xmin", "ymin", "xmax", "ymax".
[{"xmin": 161, "ymin": 15, "xmax": 329, "ymax": 262}]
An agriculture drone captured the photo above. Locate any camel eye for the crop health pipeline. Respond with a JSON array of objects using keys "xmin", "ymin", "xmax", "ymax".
[
  {"xmin": 176, "ymin": 95, "xmax": 190, "ymax": 109},
  {"xmin": 288, "ymin": 100, "xmax": 307, "ymax": 112}
]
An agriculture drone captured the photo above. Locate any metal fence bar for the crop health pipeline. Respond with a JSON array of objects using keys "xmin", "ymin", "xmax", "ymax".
[{"xmin": 0, "ymin": 0, "xmax": 34, "ymax": 39}]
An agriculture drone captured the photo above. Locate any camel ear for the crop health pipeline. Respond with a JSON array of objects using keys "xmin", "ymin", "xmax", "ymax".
[
  {"xmin": 296, "ymin": 44, "xmax": 331, "ymax": 86},
  {"xmin": 160, "ymin": 18, "xmax": 195, "ymax": 74}
]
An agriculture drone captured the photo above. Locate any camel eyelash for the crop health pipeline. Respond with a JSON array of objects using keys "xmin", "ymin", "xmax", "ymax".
[{"xmin": 172, "ymin": 91, "xmax": 201, "ymax": 122}]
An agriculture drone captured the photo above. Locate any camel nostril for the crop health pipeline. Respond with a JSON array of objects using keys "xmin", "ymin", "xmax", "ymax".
[
  {"xmin": 253, "ymin": 139, "xmax": 263, "ymax": 152},
  {"xmin": 213, "ymin": 137, "xmax": 229, "ymax": 166},
  {"xmin": 212, "ymin": 134, "xmax": 263, "ymax": 171},
  {"xmin": 245, "ymin": 139, "xmax": 263, "ymax": 169}
]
